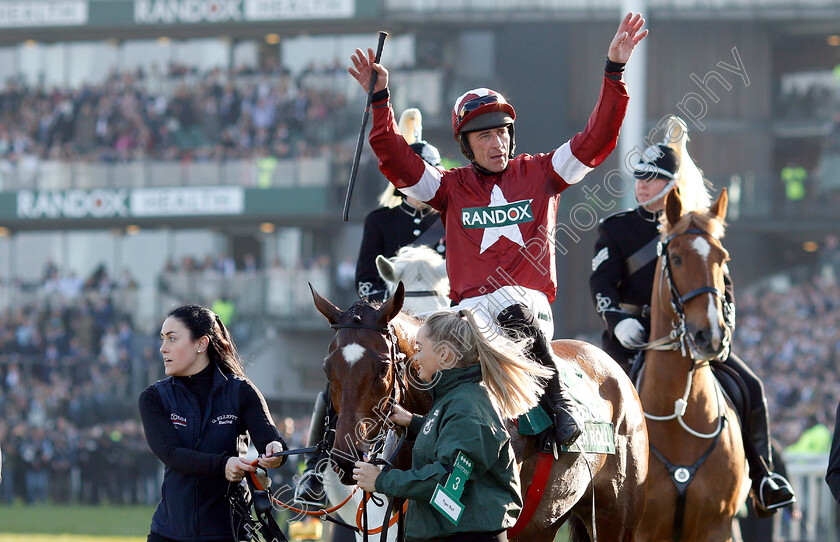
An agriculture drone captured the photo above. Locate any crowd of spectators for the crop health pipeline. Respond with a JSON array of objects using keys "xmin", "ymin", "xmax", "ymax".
[
  {"xmin": 0, "ymin": 61, "xmax": 359, "ymax": 165},
  {"xmin": 734, "ymin": 242, "xmax": 840, "ymax": 448},
  {"xmin": 0, "ymin": 262, "xmax": 161, "ymax": 505}
]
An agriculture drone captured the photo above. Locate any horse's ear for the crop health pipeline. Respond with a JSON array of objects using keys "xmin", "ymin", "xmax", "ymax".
[
  {"xmin": 377, "ymin": 281, "xmax": 404, "ymax": 326},
  {"xmin": 376, "ymin": 255, "xmax": 396, "ymax": 284},
  {"xmin": 310, "ymin": 283, "xmax": 342, "ymax": 325},
  {"xmin": 709, "ymin": 187, "xmax": 728, "ymax": 222},
  {"xmin": 664, "ymin": 187, "xmax": 683, "ymax": 227}
]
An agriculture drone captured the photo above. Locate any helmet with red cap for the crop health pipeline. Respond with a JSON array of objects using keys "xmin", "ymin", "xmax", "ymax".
[{"xmin": 451, "ymin": 88, "xmax": 516, "ymax": 160}]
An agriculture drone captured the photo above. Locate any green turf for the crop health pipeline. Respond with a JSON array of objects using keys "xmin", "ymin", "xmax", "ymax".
[{"xmin": 0, "ymin": 504, "xmax": 155, "ymax": 536}]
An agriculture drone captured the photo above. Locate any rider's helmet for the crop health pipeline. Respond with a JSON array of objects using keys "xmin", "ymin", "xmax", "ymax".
[
  {"xmin": 451, "ymin": 88, "xmax": 516, "ymax": 161},
  {"xmin": 633, "ymin": 116, "xmax": 711, "ymax": 211}
]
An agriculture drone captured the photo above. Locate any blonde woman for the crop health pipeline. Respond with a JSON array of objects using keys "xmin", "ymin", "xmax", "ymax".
[{"xmin": 353, "ymin": 309, "xmax": 552, "ymax": 542}]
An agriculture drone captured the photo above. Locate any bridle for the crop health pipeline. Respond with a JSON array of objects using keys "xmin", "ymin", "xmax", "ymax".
[
  {"xmin": 638, "ymin": 227, "xmax": 734, "ymax": 440},
  {"xmin": 329, "ymin": 318, "xmax": 410, "ymax": 457},
  {"xmin": 232, "ymin": 314, "xmax": 412, "ymax": 542},
  {"xmin": 326, "ymin": 317, "xmax": 412, "ymax": 541},
  {"xmin": 631, "ymin": 228, "xmax": 733, "ymax": 360}
]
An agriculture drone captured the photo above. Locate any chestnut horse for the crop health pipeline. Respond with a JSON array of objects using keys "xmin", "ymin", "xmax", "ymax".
[
  {"xmin": 311, "ymin": 282, "xmax": 649, "ymax": 541},
  {"xmin": 636, "ymin": 188, "xmax": 748, "ymax": 542}
]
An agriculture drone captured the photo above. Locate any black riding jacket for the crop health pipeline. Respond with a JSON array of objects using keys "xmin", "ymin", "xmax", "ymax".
[{"xmin": 356, "ymin": 201, "xmax": 445, "ymax": 302}]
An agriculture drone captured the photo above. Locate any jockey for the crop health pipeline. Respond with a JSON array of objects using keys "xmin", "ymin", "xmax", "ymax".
[
  {"xmin": 588, "ymin": 116, "xmax": 796, "ymax": 514},
  {"xmin": 356, "ymin": 108, "xmax": 446, "ymax": 303},
  {"xmin": 294, "ymin": 110, "xmax": 445, "ymax": 507},
  {"xmin": 348, "ymin": 12, "xmax": 648, "ymax": 455}
]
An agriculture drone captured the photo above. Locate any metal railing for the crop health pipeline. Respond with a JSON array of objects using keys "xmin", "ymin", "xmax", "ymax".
[
  {"xmin": 156, "ymin": 267, "xmax": 332, "ymax": 322},
  {"xmin": 0, "ymin": 157, "xmax": 333, "ymax": 192},
  {"xmin": 773, "ymin": 453, "xmax": 837, "ymax": 541}
]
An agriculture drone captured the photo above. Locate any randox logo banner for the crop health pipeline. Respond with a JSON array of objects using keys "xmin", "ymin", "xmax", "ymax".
[
  {"xmin": 134, "ymin": 0, "xmax": 243, "ymax": 24},
  {"xmin": 15, "ymin": 187, "xmax": 244, "ymax": 219},
  {"xmin": 17, "ymin": 189, "xmax": 129, "ymax": 219},
  {"xmin": 461, "ymin": 200, "xmax": 533, "ymax": 229}
]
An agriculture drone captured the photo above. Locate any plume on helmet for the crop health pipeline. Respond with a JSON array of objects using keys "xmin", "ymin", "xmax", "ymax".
[
  {"xmin": 399, "ymin": 108, "xmax": 422, "ymax": 145},
  {"xmin": 662, "ymin": 116, "xmax": 711, "ymax": 213}
]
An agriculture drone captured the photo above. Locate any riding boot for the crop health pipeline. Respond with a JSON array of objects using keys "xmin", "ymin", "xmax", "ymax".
[
  {"xmin": 294, "ymin": 390, "xmax": 332, "ymax": 507},
  {"xmin": 496, "ymin": 304, "xmax": 583, "ymax": 448},
  {"xmin": 745, "ymin": 406, "xmax": 796, "ymax": 515}
]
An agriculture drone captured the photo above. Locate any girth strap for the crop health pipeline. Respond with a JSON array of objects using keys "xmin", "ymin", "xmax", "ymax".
[{"xmin": 649, "ymin": 428, "xmax": 722, "ymax": 542}]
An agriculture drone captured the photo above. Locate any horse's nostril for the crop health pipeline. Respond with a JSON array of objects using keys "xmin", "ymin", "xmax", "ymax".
[{"xmin": 694, "ymin": 329, "xmax": 711, "ymax": 348}]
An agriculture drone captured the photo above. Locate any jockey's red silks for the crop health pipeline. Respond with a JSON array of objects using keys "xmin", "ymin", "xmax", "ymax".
[{"xmin": 508, "ymin": 452, "xmax": 554, "ymax": 539}]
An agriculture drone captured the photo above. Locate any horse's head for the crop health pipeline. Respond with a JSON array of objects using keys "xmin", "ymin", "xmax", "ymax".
[
  {"xmin": 658, "ymin": 187, "xmax": 731, "ymax": 361},
  {"xmin": 311, "ymin": 282, "xmax": 428, "ymax": 484},
  {"xmin": 376, "ymin": 245, "xmax": 449, "ymax": 314}
]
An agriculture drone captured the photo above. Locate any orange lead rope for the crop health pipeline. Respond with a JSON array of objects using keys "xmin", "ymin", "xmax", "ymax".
[
  {"xmin": 246, "ymin": 459, "xmax": 357, "ymax": 516},
  {"xmin": 355, "ymin": 493, "xmax": 407, "ymax": 534},
  {"xmin": 245, "ymin": 458, "xmax": 406, "ymax": 534}
]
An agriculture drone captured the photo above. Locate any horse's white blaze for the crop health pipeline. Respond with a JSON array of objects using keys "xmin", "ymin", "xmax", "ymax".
[
  {"xmin": 342, "ymin": 344, "xmax": 366, "ymax": 366},
  {"xmin": 690, "ymin": 237, "xmax": 711, "ymax": 261},
  {"xmin": 707, "ymin": 297, "xmax": 721, "ymax": 347}
]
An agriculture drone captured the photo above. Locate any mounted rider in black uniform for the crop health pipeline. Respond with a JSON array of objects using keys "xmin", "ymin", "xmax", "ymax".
[{"xmin": 589, "ymin": 116, "xmax": 795, "ymax": 514}]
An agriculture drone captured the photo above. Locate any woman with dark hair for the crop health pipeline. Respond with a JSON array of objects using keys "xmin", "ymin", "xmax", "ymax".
[{"xmin": 139, "ymin": 304, "xmax": 286, "ymax": 542}]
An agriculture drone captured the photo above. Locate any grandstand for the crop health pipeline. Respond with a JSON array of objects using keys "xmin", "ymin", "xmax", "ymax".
[{"xmin": 0, "ymin": 1, "xmax": 838, "ymax": 539}]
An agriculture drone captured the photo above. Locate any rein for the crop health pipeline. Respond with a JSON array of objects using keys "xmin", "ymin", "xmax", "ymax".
[{"xmin": 403, "ymin": 289, "xmax": 441, "ymax": 298}]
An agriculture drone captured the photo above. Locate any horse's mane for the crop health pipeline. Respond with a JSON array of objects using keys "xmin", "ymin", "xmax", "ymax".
[
  {"xmin": 387, "ymin": 246, "xmax": 448, "ymax": 295},
  {"xmin": 661, "ymin": 209, "xmax": 726, "ymax": 240}
]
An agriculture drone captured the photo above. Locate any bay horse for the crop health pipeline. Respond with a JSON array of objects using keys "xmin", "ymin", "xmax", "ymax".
[
  {"xmin": 311, "ymin": 282, "xmax": 649, "ymax": 541},
  {"xmin": 636, "ymin": 188, "xmax": 749, "ymax": 541}
]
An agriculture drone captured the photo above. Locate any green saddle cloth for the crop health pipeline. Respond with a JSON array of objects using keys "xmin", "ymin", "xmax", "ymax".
[{"xmin": 516, "ymin": 359, "xmax": 615, "ymax": 454}]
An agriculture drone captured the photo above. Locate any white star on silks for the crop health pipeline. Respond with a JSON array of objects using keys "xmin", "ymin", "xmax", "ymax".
[{"xmin": 479, "ymin": 185, "xmax": 530, "ymax": 254}]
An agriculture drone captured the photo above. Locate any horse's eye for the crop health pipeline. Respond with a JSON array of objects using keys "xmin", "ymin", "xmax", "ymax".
[
  {"xmin": 671, "ymin": 254, "xmax": 682, "ymax": 266},
  {"xmin": 380, "ymin": 361, "xmax": 390, "ymax": 377}
]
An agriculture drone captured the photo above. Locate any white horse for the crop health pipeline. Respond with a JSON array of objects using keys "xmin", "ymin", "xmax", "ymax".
[
  {"xmin": 321, "ymin": 245, "xmax": 448, "ymax": 541},
  {"xmin": 376, "ymin": 245, "xmax": 449, "ymax": 313}
]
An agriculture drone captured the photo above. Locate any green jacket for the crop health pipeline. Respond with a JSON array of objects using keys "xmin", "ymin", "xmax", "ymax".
[{"xmin": 375, "ymin": 364, "xmax": 521, "ymax": 541}]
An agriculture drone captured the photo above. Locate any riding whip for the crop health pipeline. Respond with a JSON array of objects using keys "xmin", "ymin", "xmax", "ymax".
[{"xmin": 343, "ymin": 31, "xmax": 388, "ymax": 221}]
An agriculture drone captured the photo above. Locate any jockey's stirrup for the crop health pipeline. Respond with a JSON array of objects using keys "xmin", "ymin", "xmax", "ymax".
[{"xmin": 757, "ymin": 473, "xmax": 796, "ymax": 513}]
